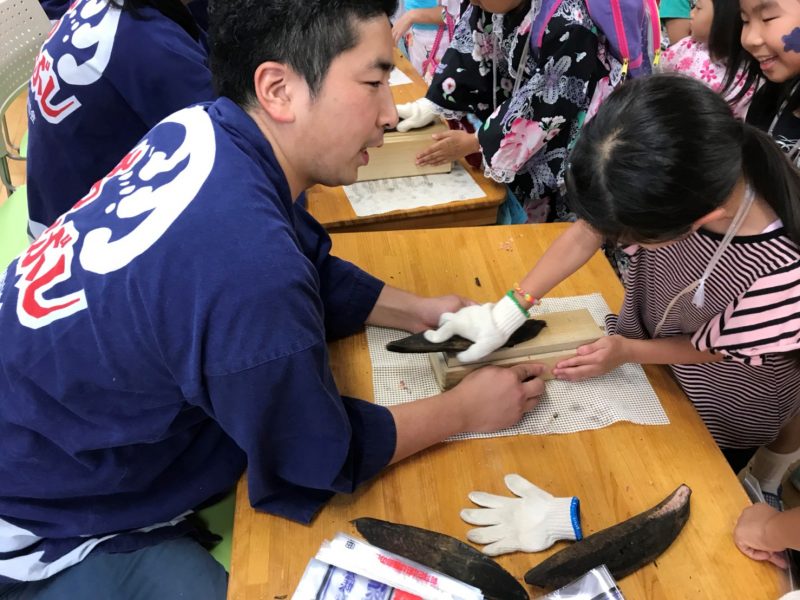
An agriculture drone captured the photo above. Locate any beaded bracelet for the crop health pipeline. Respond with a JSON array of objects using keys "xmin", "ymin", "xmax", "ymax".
[
  {"xmin": 513, "ymin": 282, "xmax": 540, "ymax": 306},
  {"xmin": 505, "ymin": 290, "xmax": 530, "ymax": 317}
]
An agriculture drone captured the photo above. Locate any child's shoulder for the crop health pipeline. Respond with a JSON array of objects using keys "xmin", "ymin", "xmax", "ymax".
[{"xmin": 660, "ymin": 36, "xmax": 710, "ymax": 70}]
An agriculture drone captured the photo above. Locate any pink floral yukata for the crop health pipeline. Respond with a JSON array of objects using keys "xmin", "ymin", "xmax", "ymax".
[{"xmin": 660, "ymin": 36, "xmax": 754, "ymax": 119}]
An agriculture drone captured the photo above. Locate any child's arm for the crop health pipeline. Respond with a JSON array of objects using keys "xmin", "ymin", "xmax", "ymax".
[
  {"xmin": 517, "ymin": 219, "xmax": 604, "ymax": 301},
  {"xmin": 392, "ymin": 7, "xmax": 444, "ymax": 44},
  {"xmin": 734, "ymin": 504, "xmax": 800, "ymax": 568},
  {"xmin": 424, "ymin": 220, "xmax": 603, "ymax": 362},
  {"xmin": 552, "ymin": 335, "xmax": 722, "ymax": 381}
]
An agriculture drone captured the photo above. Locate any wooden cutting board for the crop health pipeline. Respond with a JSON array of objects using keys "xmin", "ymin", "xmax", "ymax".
[{"xmin": 430, "ymin": 309, "xmax": 604, "ymax": 389}]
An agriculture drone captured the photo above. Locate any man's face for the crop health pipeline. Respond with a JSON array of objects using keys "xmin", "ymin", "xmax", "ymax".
[
  {"xmin": 741, "ymin": 0, "xmax": 800, "ymax": 83},
  {"xmin": 295, "ymin": 16, "xmax": 398, "ymax": 187}
]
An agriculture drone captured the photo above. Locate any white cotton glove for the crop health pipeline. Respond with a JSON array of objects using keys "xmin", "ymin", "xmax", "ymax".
[
  {"xmin": 460, "ymin": 474, "xmax": 582, "ymax": 556},
  {"xmin": 423, "ymin": 295, "xmax": 528, "ymax": 363},
  {"xmin": 396, "ymin": 97, "xmax": 437, "ymax": 132}
]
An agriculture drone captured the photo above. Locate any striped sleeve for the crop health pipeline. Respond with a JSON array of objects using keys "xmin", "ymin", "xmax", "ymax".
[{"xmin": 692, "ymin": 261, "xmax": 800, "ymax": 365}]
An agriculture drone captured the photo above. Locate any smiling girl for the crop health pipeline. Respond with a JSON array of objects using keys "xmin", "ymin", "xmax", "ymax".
[{"xmin": 730, "ymin": 0, "xmax": 800, "ymax": 161}]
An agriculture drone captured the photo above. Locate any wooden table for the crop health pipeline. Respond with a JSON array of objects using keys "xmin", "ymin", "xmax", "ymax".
[
  {"xmin": 306, "ymin": 50, "xmax": 506, "ymax": 233},
  {"xmin": 228, "ymin": 224, "xmax": 784, "ymax": 599}
]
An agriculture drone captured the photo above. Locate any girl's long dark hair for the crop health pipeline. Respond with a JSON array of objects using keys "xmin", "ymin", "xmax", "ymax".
[
  {"xmin": 108, "ymin": 0, "xmax": 200, "ymax": 41},
  {"xmin": 566, "ymin": 74, "xmax": 800, "ymax": 247},
  {"xmin": 707, "ymin": 0, "xmax": 741, "ymax": 62}
]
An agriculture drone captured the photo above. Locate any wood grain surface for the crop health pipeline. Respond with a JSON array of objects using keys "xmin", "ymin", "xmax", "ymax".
[{"xmin": 228, "ymin": 223, "xmax": 784, "ymax": 600}]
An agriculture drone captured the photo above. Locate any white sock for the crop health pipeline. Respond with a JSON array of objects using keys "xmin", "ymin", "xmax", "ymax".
[{"xmin": 748, "ymin": 446, "xmax": 800, "ymax": 495}]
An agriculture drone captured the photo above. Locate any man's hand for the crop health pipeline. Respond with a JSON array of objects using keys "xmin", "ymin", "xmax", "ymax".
[
  {"xmin": 451, "ymin": 363, "xmax": 546, "ymax": 432},
  {"xmin": 552, "ymin": 335, "xmax": 631, "ymax": 381},
  {"xmin": 415, "ymin": 294, "xmax": 475, "ymax": 331},
  {"xmin": 416, "ymin": 130, "xmax": 480, "ymax": 166},
  {"xmin": 387, "ymin": 361, "xmax": 546, "ymax": 464}
]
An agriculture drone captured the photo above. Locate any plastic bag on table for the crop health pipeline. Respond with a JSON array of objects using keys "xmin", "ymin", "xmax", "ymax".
[{"xmin": 536, "ymin": 565, "xmax": 625, "ymax": 599}]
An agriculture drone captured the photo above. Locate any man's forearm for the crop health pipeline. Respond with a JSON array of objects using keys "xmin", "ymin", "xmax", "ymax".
[
  {"xmin": 386, "ymin": 389, "xmax": 464, "ymax": 464},
  {"xmin": 366, "ymin": 285, "xmax": 424, "ymax": 331}
]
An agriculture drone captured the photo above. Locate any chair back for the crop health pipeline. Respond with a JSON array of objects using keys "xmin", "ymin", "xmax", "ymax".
[
  {"xmin": 0, "ymin": 0, "xmax": 51, "ymax": 116},
  {"xmin": 0, "ymin": 0, "xmax": 51, "ymax": 192}
]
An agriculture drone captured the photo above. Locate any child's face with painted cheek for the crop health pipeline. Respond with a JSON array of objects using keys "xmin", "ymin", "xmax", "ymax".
[
  {"xmin": 741, "ymin": 0, "xmax": 800, "ymax": 83},
  {"xmin": 690, "ymin": 0, "xmax": 714, "ymax": 44}
]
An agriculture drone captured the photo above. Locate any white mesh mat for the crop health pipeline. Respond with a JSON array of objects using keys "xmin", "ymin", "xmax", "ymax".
[{"xmin": 365, "ymin": 293, "xmax": 669, "ymax": 441}]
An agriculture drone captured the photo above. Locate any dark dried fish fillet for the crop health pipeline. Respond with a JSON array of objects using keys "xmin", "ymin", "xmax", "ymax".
[
  {"xmin": 353, "ymin": 517, "xmax": 529, "ymax": 600},
  {"xmin": 387, "ymin": 319, "xmax": 547, "ymax": 354},
  {"xmin": 525, "ymin": 484, "xmax": 692, "ymax": 589}
]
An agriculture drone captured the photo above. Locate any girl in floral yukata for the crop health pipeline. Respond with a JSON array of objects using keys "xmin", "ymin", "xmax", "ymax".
[
  {"xmin": 392, "ymin": 0, "xmax": 462, "ymax": 83},
  {"xmin": 399, "ymin": 0, "xmax": 658, "ymax": 223},
  {"xmin": 660, "ymin": 0, "xmax": 753, "ymax": 119}
]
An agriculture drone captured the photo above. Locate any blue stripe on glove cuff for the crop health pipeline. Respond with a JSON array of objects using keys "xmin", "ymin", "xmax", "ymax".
[{"xmin": 571, "ymin": 496, "xmax": 583, "ymax": 541}]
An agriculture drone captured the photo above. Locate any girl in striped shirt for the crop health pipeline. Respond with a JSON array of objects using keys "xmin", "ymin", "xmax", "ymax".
[{"xmin": 425, "ymin": 74, "xmax": 800, "ymax": 501}]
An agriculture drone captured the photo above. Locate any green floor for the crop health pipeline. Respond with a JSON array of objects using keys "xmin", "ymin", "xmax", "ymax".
[{"xmin": 196, "ymin": 490, "xmax": 235, "ymax": 571}]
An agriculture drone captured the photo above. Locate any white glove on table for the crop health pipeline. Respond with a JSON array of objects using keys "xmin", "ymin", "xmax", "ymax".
[
  {"xmin": 396, "ymin": 97, "xmax": 437, "ymax": 132},
  {"xmin": 423, "ymin": 295, "xmax": 528, "ymax": 363},
  {"xmin": 460, "ymin": 474, "xmax": 582, "ymax": 556}
]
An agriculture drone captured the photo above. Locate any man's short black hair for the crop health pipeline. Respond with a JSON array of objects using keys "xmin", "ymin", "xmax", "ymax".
[{"xmin": 208, "ymin": 0, "xmax": 398, "ymax": 105}]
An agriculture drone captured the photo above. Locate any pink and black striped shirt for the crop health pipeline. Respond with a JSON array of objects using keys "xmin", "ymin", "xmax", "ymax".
[{"xmin": 608, "ymin": 221, "xmax": 800, "ymax": 449}]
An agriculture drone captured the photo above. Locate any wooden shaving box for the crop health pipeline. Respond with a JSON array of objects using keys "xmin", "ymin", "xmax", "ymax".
[{"xmin": 357, "ymin": 120, "xmax": 453, "ymax": 182}]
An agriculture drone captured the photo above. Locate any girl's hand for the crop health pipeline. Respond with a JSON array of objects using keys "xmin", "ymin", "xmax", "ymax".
[
  {"xmin": 734, "ymin": 504, "xmax": 788, "ymax": 568},
  {"xmin": 416, "ymin": 130, "xmax": 480, "ymax": 166},
  {"xmin": 552, "ymin": 335, "xmax": 631, "ymax": 381},
  {"xmin": 392, "ymin": 13, "xmax": 414, "ymax": 45}
]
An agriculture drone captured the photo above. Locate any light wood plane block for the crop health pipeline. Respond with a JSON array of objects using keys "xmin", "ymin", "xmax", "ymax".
[
  {"xmin": 356, "ymin": 120, "xmax": 452, "ymax": 182},
  {"xmin": 430, "ymin": 309, "xmax": 603, "ymax": 389}
]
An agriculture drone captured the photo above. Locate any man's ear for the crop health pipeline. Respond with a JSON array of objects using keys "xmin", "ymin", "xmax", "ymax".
[
  {"xmin": 690, "ymin": 207, "xmax": 728, "ymax": 231},
  {"xmin": 253, "ymin": 62, "xmax": 296, "ymax": 123}
]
